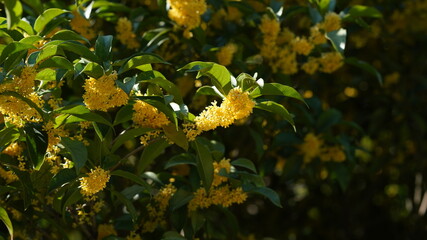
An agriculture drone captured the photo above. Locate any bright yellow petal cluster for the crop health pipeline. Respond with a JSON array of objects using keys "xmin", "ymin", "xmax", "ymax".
[
  {"xmin": 320, "ymin": 146, "xmax": 346, "ymax": 162},
  {"xmin": 2, "ymin": 142, "xmax": 23, "ymax": 157},
  {"xmin": 318, "ymin": 52, "xmax": 344, "ymax": 73},
  {"xmin": 0, "ymin": 167, "xmax": 18, "ymax": 184},
  {"xmin": 319, "ymin": 12, "xmax": 341, "ymax": 32},
  {"xmin": 309, "ymin": 26, "xmax": 327, "ymax": 45},
  {"xmin": 80, "ymin": 167, "xmax": 110, "ymax": 198},
  {"xmin": 299, "ymin": 133, "xmax": 323, "ymax": 163},
  {"xmin": 291, "ymin": 37, "xmax": 314, "ymax": 56},
  {"xmin": 70, "ymin": 10, "xmax": 96, "ymax": 40},
  {"xmin": 301, "ymin": 57, "xmax": 319, "ymax": 75},
  {"xmin": 188, "ymin": 186, "xmax": 247, "ymax": 211},
  {"xmin": 0, "ymin": 67, "xmax": 43, "ymax": 127},
  {"xmin": 212, "ymin": 158, "xmax": 232, "ymax": 187},
  {"xmin": 259, "ymin": 15, "xmax": 280, "ymax": 58},
  {"xmin": 142, "ymin": 183, "xmax": 177, "ymax": 232},
  {"xmin": 132, "ymin": 100, "xmax": 170, "ymax": 128},
  {"xmin": 187, "ymin": 88, "xmax": 255, "ymax": 140},
  {"xmin": 83, "ymin": 72, "xmax": 129, "ymax": 112},
  {"xmin": 116, "ymin": 17, "xmax": 140, "ymax": 50},
  {"xmin": 168, "ymin": 0, "xmax": 207, "ymax": 38},
  {"xmin": 217, "ymin": 43, "xmax": 238, "ymax": 66}
]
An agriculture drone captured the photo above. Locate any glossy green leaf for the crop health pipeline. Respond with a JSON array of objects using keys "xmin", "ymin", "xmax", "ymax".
[
  {"xmin": 243, "ymin": 185, "xmax": 282, "ymax": 207},
  {"xmin": 113, "ymin": 104, "xmax": 133, "ymax": 126},
  {"xmin": 82, "ymin": 62, "xmax": 104, "ymax": 78},
  {"xmin": 316, "ymin": 108, "xmax": 342, "ymax": 131},
  {"xmin": 326, "ymin": 29, "xmax": 347, "ymax": 53},
  {"xmin": 232, "ymin": 158, "xmax": 257, "ymax": 173},
  {"xmin": 344, "ymin": 5, "xmax": 382, "ymax": 20},
  {"xmin": 345, "ymin": 57, "xmax": 383, "ymax": 85},
  {"xmin": 49, "ymin": 168, "xmax": 78, "ymax": 192},
  {"xmin": 24, "ymin": 125, "xmax": 48, "ymax": 170},
  {"xmin": 62, "ymin": 189, "xmax": 82, "ymax": 217},
  {"xmin": 194, "ymin": 138, "xmax": 214, "ymax": 192},
  {"xmin": 111, "ymin": 128, "xmax": 153, "ymax": 153},
  {"xmin": 137, "ymin": 138, "xmax": 170, "ymax": 174},
  {"xmin": 55, "ymin": 105, "xmax": 111, "ymax": 126},
  {"xmin": 169, "ymin": 188, "xmax": 193, "ymax": 211},
  {"xmin": 191, "ymin": 211, "xmax": 206, "ymax": 233},
  {"xmin": 255, "ymin": 101, "xmax": 295, "ymax": 131},
  {"xmin": 50, "ymin": 29, "xmax": 90, "ymax": 44},
  {"xmin": 95, "ymin": 35, "xmax": 113, "ymax": 62},
  {"xmin": 111, "ymin": 170, "xmax": 151, "ymax": 190},
  {"xmin": 0, "ymin": 42, "xmax": 35, "ymax": 64},
  {"xmin": 3, "ymin": 0, "xmax": 22, "ymax": 29},
  {"xmin": 21, "ymin": 0, "xmax": 43, "ymax": 14},
  {"xmin": 16, "ymin": 19, "xmax": 35, "ymax": 35},
  {"xmin": 162, "ymin": 123, "xmax": 188, "ymax": 151},
  {"xmin": 165, "ymin": 153, "xmax": 197, "ymax": 169},
  {"xmin": 34, "ymin": 8, "xmax": 69, "ymax": 34},
  {"xmin": 119, "ymin": 54, "xmax": 168, "ymax": 74},
  {"xmin": 56, "ymin": 41, "xmax": 99, "ymax": 62},
  {"xmin": 250, "ymin": 83, "xmax": 306, "ymax": 105},
  {"xmin": 0, "ymin": 127, "xmax": 19, "ymax": 152},
  {"xmin": 116, "ymin": 76, "xmax": 136, "ymax": 95},
  {"xmin": 0, "ymin": 207, "xmax": 13, "ymax": 239},
  {"xmin": 37, "ymin": 56, "xmax": 73, "ymax": 70},
  {"xmin": 61, "ymin": 137, "xmax": 88, "ymax": 174},
  {"xmin": 36, "ymin": 45, "xmax": 64, "ymax": 63},
  {"xmin": 112, "ymin": 190, "xmax": 138, "ymax": 222},
  {"xmin": 195, "ymin": 85, "xmax": 223, "ymax": 98},
  {"xmin": 18, "ymin": 35, "xmax": 43, "ymax": 45},
  {"xmin": 140, "ymin": 77, "xmax": 184, "ymax": 104}
]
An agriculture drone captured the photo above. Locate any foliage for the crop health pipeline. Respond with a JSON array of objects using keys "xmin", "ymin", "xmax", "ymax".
[{"xmin": 0, "ymin": 0, "xmax": 425, "ymax": 239}]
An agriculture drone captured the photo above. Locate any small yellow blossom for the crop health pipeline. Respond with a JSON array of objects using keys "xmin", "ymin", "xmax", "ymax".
[
  {"xmin": 116, "ymin": 17, "xmax": 140, "ymax": 49},
  {"xmin": 132, "ymin": 100, "xmax": 170, "ymax": 128},
  {"xmin": 83, "ymin": 72, "xmax": 129, "ymax": 111},
  {"xmin": 70, "ymin": 10, "xmax": 96, "ymax": 40},
  {"xmin": 168, "ymin": 0, "xmax": 207, "ymax": 38},
  {"xmin": 2, "ymin": 142, "xmax": 23, "ymax": 157},
  {"xmin": 320, "ymin": 146, "xmax": 346, "ymax": 162},
  {"xmin": 0, "ymin": 167, "xmax": 18, "ymax": 183},
  {"xmin": 301, "ymin": 57, "xmax": 319, "ymax": 75},
  {"xmin": 299, "ymin": 133, "xmax": 323, "ymax": 163},
  {"xmin": 126, "ymin": 231, "xmax": 143, "ymax": 240},
  {"xmin": 318, "ymin": 52, "xmax": 343, "ymax": 73},
  {"xmin": 309, "ymin": 26, "xmax": 327, "ymax": 45},
  {"xmin": 188, "ymin": 186, "xmax": 247, "ymax": 211},
  {"xmin": 80, "ymin": 167, "xmax": 110, "ymax": 197},
  {"xmin": 212, "ymin": 158, "xmax": 231, "ymax": 187},
  {"xmin": 319, "ymin": 12, "xmax": 341, "ymax": 32},
  {"xmin": 217, "ymin": 43, "xmax": 238, "ymax": 66},
  {"xmin": 291, "ymin": 37, "xmax": 314, "ymax": 56}
]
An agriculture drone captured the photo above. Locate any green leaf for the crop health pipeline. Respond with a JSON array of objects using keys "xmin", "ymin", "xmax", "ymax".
[
  {"xmin": 52, "ymin": 40, "xmax": 99, "ymax": 62},
  {"xmin": 82, "ymin": 62, "xmax": 104, "ymax": 78},
  {"xmin": 344, "ymin": 5, "xmax": 382, "ymax": 20},
  {"xmin": 165, "ymin": 153, "xmax": 197, "ymax": 169},
  {"xmin": 0, "ymin": 42, "xmax": 35, "ymax": 64},
  {"xmin": 111, "ymin": 170, "xmax": 152, "ymax": 190},
  {"xmin": 162, "ymin": 123, "xmax": 188, "ymax": 151},
  {"xmin": 140, "ymin": 77, "xmax": 184, "ymax": 104},
  {"xmin": 21, "ymin": 0, "xmax": 43, "ymax": 15},
  {"xmin": 330, "ymin": 162, "xmax": 351, "ymax": 190},
  {"xmin": 24, "ymin": 125, "xmax": 48, "ymax": 170},
  {"xmin": 55, "ymin": 105, "xmax": 112, "ymax": 126},
  {"xmin": 0, "ymin": 206, "xmax": 13, "ymax": 239},
  {"xmin": 111, "ymin": 128, "xmax": 152, "ymax": 153},
  {"xmin": 0, "ymin": 91, "xmax": 46, "ymax": 120},
  {"xmin": 195, "ymin": 86, "xmax": 223, "ymax": 98},
  {"xmin": 326, "ymin": 29, "xmax": 347, "ymax": 53},
  {"xmin": 169, "ymin": 188, "xmax": 193, "ymax": 211},
  {"xmin": 193, "ymin": 138, "xmax": 214, "ymax": 192},
  {"xmin": 345, "ymin": 57, "xmax": 382, "ymax": 85},
  {"xmin": 16, "ymin": 19, "xmax": 35, "ymax": 35},
  {"xmin": 49, "ymin": 168, "xmax": 78, "ymax": 192},
  {"xmin": 3, "ymin": 0, "xmax": 23, "ymax": 29},
  {"xmin": 113, "ymin": 104, "xmax": 133, "ymax": 126},
  {"xmin": 316, "ymin": 108, "xmax": 342, "ymax": 131},
  {"xmin": 116, "ymin": 76, "xmax": 136, "ymax": 95},
  {"xmin": 119, "ymin": 54, "xmax": 168, "ymax": 74},
  {"xmin": 137, "ymin": 138, "xmax": 170, "ymax": 174},
  {"xmin": 231, "ymin": 158, "xmax": 257, "ymax": 173},
  {"xmin": 62, "ymin": 189, "xmax": 82, "ymax": 217},
  {"xmin": 255, "ymin": 101, "xmax": 295, "ymax": 131},
  {"xmin": 34, "ymin": 8, "xmax": 69, "ymax": 34},
  {"xmin": 162, "ymin": 231, "xmax": 187, "ymax": 240},
  {"xmin": 111, "ymin": 190, "xmax": 138, "ymax": 222},
  {"xmin": 179, "ymin": 62, "xmax": 232, "ymax": 94},
  {"xmin": 0, "ymin": 127, "xmax": 19, "ymax": 152},
  {"xmin": 18, "ymin": 35, "xmax": 43, "ymax": 45},
  {"xmin": 37, "ymin": 56, "xmax": 73, "ymax": 70},
  {"xmin": 250, "ymin": 83, "xmax": 306, "ymax": 105},
  {"xmin": 243, "ymin": 185, "xmax": 282, "ymax": 207},
  {"xmin": 36, "ymin": 45, "xmax": 64, "ymax": 63},
  {"xmin": 50, "ymin": 29, "xmax": 90, "ymax": 44},
  {"xmin": 61, "ymin": 137, "xmax": 88, "ymax": 174},
  {"xmin": 95, "ymin": 35, "xmax": 113, "ymax": 62}
]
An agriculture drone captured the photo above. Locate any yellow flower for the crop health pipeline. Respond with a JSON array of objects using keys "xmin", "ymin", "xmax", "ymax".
[
  {"xmin": 212, "ymin": 158, "xmax": 231, "ymax": 187},
  {"xmin": 80, "ymin": 167, "xmax": 110, "ymax": 197},
  {"xmin": 142, "ymin": 183, "xmax": 176, "ymax": 232},
  {"xmin": 320, "ymin": 146, "xmax": 346, "ymax": 162},
  {"xmin": 188, "ymin": 186, "xmax": 247, "ymax": 211},
  {"xmin": 299, "ymin": 133, "xmax": 323, "ymax": 163},
  {"xmin": 132, "ymin": 100, "xmax": 170, "ymax": 128},
  {"xmin": 116, "ymin": 17, "xmax": 140, "ymax": 49},
  {"xmin": 309, "ymin": 26, "xmax": 327, "ymax": 45},
  {"xmin": 83, "ymin": 72, "xmax": 129, "ymax": 111},
  {"xmin": 319, "ymin": 12, "xmax": 341, "ymax": 32},
  {"xmin": 301, "ymin": 57, "xmax": 319, "ymax": 75},
  {"xmin": 70, "ymin": 10, "xmax": 96, "ymax": 40},
  {"xmin": 2, "ymin": 142, "xmax": 23, "ymax": 157},
  {"xmin": 291, "ymin": 37, "xmax": 314, "ymax": 56},
  {"xmin": 217, "ymin": 43, "xmax": 238, "ymax": 66},
  {"xmin": 97, "ymin": 224, "xmax": 117, "ymax": 240},
  {"xmin": 259, "ymin": 15, "xmax": 280, "ymax": 58},
  {"xmin": 0, "ymin": 167, "xmax": 18, "ymax": 184},
  {"xmin": 221, "ymin": 87, "xmax": 255, "ymax": 120},
  {"xmin": 168, "ymin": 0, "xmax": 207, "ymax": 38},
  {"xmin": 318, "ymin": 52, "xmax": 343, "ymax": 73}
]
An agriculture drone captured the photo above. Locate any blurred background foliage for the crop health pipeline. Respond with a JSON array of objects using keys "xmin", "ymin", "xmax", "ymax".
[{"xmin": 1, "ymin": 0, "xmax": 427, "ymax": 239}]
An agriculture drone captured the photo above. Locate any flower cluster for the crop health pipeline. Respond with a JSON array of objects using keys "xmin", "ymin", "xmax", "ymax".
[
  {"xmin": 132, "ymin": 100, "xmax": 170, "ymax": 128},
  {"xmin": 116, "ymin": 17, "xmax": 140, "ymax": 49},
  {"xmin": 185, "ymin": 87, "xmax": 255, "ymax": 141},
  {"xmin": 80, "ymin": 167, "xmax": 110, "ymax": 199},
  {"xmin": 83, "ymin": 72, "xmax": 129, "ymax": 111},
  {"xmin": 299, "ymin": 133, "xmax": 346, "ymax": 163},
  {"xmin": 70, "ymin": 10, "xmax": 96, "ymax": 40},
  {"xmin": 168, "ymin": 0, "xmax": 207, "ymax": 38},
  {"xmin": 142, "ymin": 183, "xmax": 177, "ymax": 232},
  {"xmin": 217, "ymin": 43, "xmax": 238, "ymax": 66},
  {"xmin": 188, "ymin": 158, "xmax": 248, "ymax": 211},
  {"xmin": 0, "ymin": 67, "xmax": 43, "ymax": 127}
]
